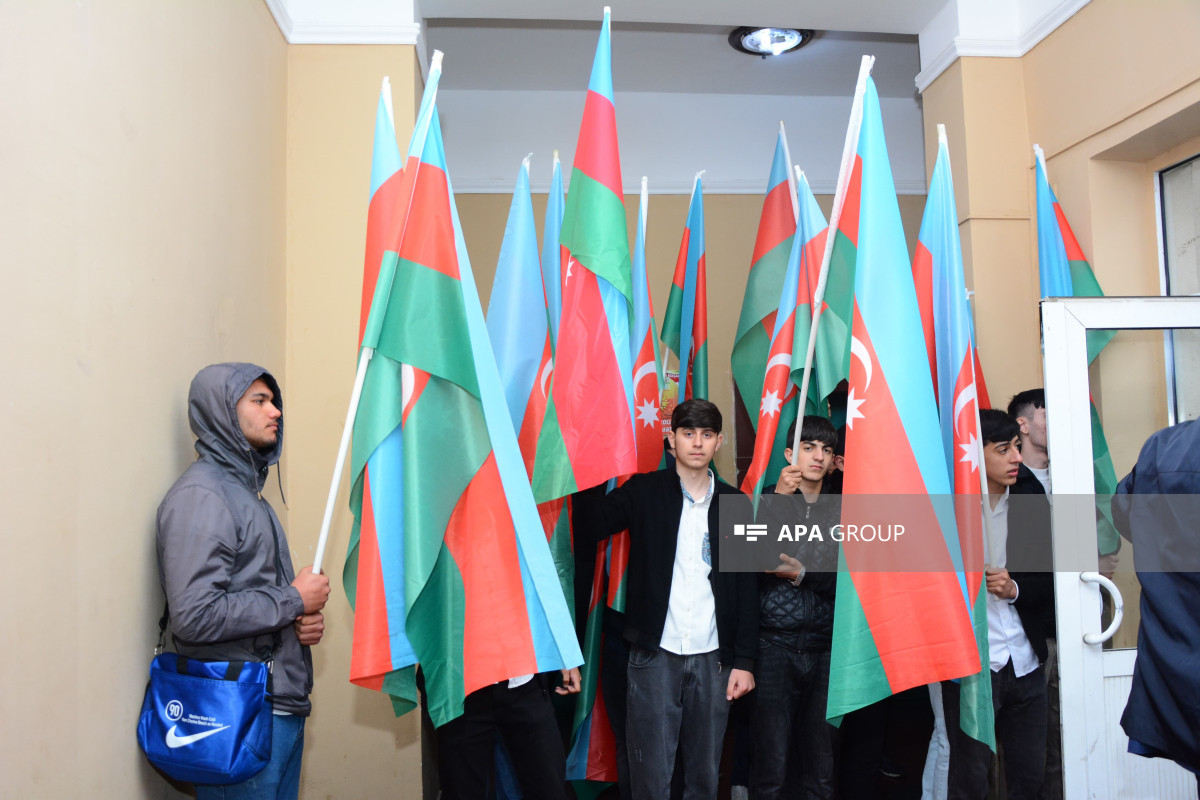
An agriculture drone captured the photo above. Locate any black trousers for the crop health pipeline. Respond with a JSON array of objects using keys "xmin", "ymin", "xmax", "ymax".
[
  {"xmin": 435, "ymin": 677, "xmax": 568, "ymax": 800},
  {"xmin": 944, "ymin": 661, "xmax": 1047, "ymax": 800}
]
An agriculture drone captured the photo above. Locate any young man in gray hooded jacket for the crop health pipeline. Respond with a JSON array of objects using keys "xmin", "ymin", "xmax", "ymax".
[{"xmin": 157, "ymin": 363, "xmax": 330, "ymax": 799}]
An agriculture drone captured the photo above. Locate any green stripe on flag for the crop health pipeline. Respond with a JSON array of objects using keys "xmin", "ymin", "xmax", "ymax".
[
  {"xmin": 814, "ymin": 231, "xmax": 856, "ymax": 402},
  {"xmin": 959, "ymin": 581, "xmax": 995, "ymax": 750},
  {"xmin": 373, "ymin": 253, "xmax": 479, "ymax": 398},
  {"xmin": 827, "ymin": 569, "xmax": 889, "ymax": 719},
  {"xmin": 561, "ymin": 170, "xmax": 632, "ymax": 303},
  {"xmin": 1069, "ymin": 259, "xmax": 1116, "ymax": 362},
  {"xmin": 1091, "ymin": 401, "xmax": 1121, "ymax": 555},
  {"xmin": 660, "ymin": 283, "xmax": 684, "ymax": 358},
  {"xmin": 531, "ymin": 399, "xmax": 578, "ymax": 503},
  {"xmin": 731, "ymin": 325, "xmax": 771, "ymax": 431},
  {"xmin": 406, "ymin": 542, "xmax": 468, "ymax": 727},
  {"xmin": 734, "ymin": 238, "xmax": 793, "ymax": 343},
  {"xmin": 403, "ymin": 377, "xmax": 491, "ymax": 587},
  {"xmin": 692, "ymin": 341, "xmax": 709, "ymax": 401}
]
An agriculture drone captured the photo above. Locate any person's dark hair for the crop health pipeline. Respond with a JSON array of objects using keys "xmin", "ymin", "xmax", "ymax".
[
  {"xmin": 785, "ymin": 416, "xmax": 837, "ymax": 449},
  {"xmin": 1007, "ymin": 388, "xmax": 1045, "ymax": 421},
  {"xmin": 672, "ymin": 398, "xmax": 722, "ymax": 433},
  {"xmin": 834, "ymin": 424, "xmax": 846, "ymax": 457},
  {"xmin": 980, "ymin": 408, "xmax": 1021, "ymax": 445}
]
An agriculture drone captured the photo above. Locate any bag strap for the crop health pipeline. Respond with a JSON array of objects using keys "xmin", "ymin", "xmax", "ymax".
[{"xmin": 174, "ymin": 655, "xmax": 247, "ymax": 681}]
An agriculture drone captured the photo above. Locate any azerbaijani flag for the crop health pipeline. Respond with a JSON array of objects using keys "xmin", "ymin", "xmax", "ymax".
[
  {"xmin": 531, "ymin": 8, "xmax": 637, "ymax": 504},
  {"xmin": 358, "ymin": 78, "xmax": 404, "ymax": 346},
  {"xmin": 661, "ymin": 173, "xmax": 709, "ymax": 401},
  {"xmin": 740, "ymin": 170, "xmax": 827, "ymax": 502},
  {"xmin": 565, "ymin": 542, "xmax": 620, "ymax": 788},
  {"xmin": 487, "ymin": 156, "xmax": 553, "ymax": 480},
  {"xmin": 732, "ymin": 125, "xmax": 798, "ymax": 424},
  {"xmin": 918, "ymin": 125, "xmax": 994, "ymax": 750},
  {"xmin": 344, "ymin": 54, "xmax": 582, "ymax": 728},
  {"xmin": 826, "ymin": 61, "xmax": 981, "ymax": 718},
  {"xmin": 543, "ymin": 152, "xmax": 566, "ymax": 348},
  {"xmin": 1034, "ymin": 145, "xmax": 1120, "ymax": 555}
]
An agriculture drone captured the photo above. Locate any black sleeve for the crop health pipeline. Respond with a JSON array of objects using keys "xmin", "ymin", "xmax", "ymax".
[
  {"xmin": 571, "ymin": 476, "xmax": 640, "ymax": 550},
  {"xmin": 732, "ymin": 571, "xmax": 759, "ymax": 672}
]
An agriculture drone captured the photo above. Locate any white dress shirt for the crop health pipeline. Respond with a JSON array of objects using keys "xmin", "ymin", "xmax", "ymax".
[
  {"xmin": 659, "ymin": 469, "xmax": 719, "ymax": 655},
  {"xmin": 986, "ymin": 490, "xmax": 1040, "ymax": 677}
]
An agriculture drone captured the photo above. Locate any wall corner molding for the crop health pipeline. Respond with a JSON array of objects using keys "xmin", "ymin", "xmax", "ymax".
[{"xmin": 917, "ymin": 0, "xmax": 1091, "ymax": 94}]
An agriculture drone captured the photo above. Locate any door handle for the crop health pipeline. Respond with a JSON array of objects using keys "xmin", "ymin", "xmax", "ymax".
[{"xmin": 1080, "ymin": 571, "xmax": 1124, "ymax": 645}]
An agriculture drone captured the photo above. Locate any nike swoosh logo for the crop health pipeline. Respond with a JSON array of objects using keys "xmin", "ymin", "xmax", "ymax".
[{"xmin": 165, "ymin": 724, "xmax": 230, "ymax": 748}]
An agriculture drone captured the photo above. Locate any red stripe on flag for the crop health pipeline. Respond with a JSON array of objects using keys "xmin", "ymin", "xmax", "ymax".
[
  {"xmin": 759, "ymin": 310, "xmax": 777, "ymax": 338},
  {"xmin": 443, "ymin": 454, "xmax": 539, "ymax": 696},
  {"xmin": 839, "ymin": 156, "xmax": 864, "ymax": 248},
  {"xmin": 671, "ymin": 230, "xmax": 691, "ymax": 290},
  {"xmin": 1052, "ymin": 203, "xmax": 1087, "ymax": 262},
  {"xmin": 553, "ymin": 266, "xmax": 637, "ymax": 491},
  {"xmin": 951, "ymin": 348, "xmax": 986, "ymax": 601},
  {"xmin": 401, "ymin": 368, "xmax": 431, "ymax": 427},
  {"xmin": 694, "ymin": 254, "xmax": 708, "ymax": 349},
  {"xmin": 740, "ymin": 310, "xmax": 796, "ymax": 494},
  {"xmin": 573, "ymin": 91, "xmax": 623, "ymax": 199},
  {"xmin": 973, "ymin": 348, "xmax": 991, "ymax": 409},
  {"xmin": 517, "ymin": 338, "xmax": 554, "ymax": 479},
  {"xmin": 750, "ymin": 181, "xmax": 797, "ymax": 264},
  {"xmin": 360, "ymin": 169, "xmax": 406, "ymax": 344},
  {"xmin": 349, "ymin": 468, "xmax": 389, "ymax": 690},
  {"xmin": 395, "ymin": 161, "xmax": 461, "ymax": 281},
  {"xmin": 911, "ymin": 240, "xmax": 937, "ymax": 398}
]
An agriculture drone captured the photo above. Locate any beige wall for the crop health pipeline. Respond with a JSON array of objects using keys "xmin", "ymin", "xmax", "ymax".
[
  {"xmin": 0, "ymin": 1, "xmax": 287, "ymax": 797},
  {"xmin": 456, "ymin": 191, "xmax": 926, "ymax": 480},
  {"xmin": 284, "ymin": 44, "xmax": 425, "ymax": 798},
  {"xmin": 921, "ymin": 0, "xmax": 1200, "ymax": 649},
  {"xmin": 920, "ymin": 0, "xmax": 1200, "ymax": 473}
]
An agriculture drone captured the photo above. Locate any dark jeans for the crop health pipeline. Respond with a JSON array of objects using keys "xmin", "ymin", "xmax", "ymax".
[
  {"xmin": 944, "ymin": 661, "xmax": 1047, "ymax": 800},
  {"xmin": 435, "ymin": 678, "xmax": 568, "ymax": 800},
  {"xmin": 750, "ymin": 641, "xmax": 834, "ymax": 800},
  {"xmin": 602, "ymin": 632, "xmax": 633, "ymax": 800},
  {"xmin": 626, "ymin": 646, "xmax": 730, "ymax": 800},
  {"xmin": 1038, "ymin": 638, "xmax": 1062, "ymax": 800},
  {"xmin": 196, "ymin": 714, "xmax": 304, "ymax": 800}
]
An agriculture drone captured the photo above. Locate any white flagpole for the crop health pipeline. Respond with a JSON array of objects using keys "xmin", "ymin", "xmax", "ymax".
[
  {"xmin": 778, "ymin": 121, "xmax": 800, "ymax": 225},
  {"xmin": 791, "ymin": 55, "xmax": 874, "ymax": 460}
]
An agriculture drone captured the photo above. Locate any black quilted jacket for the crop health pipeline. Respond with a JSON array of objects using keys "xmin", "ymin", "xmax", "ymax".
[{"xmin": 757, "ymin": 484, "xmax": 840, "ymax": 653}]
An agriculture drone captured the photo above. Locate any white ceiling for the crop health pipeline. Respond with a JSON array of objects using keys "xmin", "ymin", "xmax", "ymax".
[
  {"xmin": 267, "ymin": 0, "xmax": 1088, "ymax": 193},
  {"xmin": 417, "ymin": 0, "xmax": 949, "ymax": 34},
  {"xmin": 423, "ymin": 23, "xmax": 922, "ymax": 100}
]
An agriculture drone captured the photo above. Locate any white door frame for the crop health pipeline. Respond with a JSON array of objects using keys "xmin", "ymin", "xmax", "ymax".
[{"xmin": 1042, "ymin": 295, "xmax": 1200, "ymax": 799}]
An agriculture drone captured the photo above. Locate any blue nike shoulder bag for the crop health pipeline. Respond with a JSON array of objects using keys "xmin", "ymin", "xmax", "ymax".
[
  {"xmin": 137, "ymin": 646, "xmax": 274, "ymax": 784},
  {"xmin": 138, "ymin": 527, "xmax": 289, "ymax": 785}
]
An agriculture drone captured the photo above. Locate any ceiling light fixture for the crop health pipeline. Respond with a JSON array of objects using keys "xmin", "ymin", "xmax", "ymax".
[{"xmin": 729, "ymin": 27, "xmax": 813, "ymax": 58}]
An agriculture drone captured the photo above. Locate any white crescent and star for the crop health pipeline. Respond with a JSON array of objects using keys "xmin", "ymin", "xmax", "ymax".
[
  {"xmin": 401, "ymin": 362, "xmax": 415, "ymax": 410},
  {"xmin": 539, "ymin": 358, "xmax": 555, "ymax": 398},
  {"xmin": 845, "ymin": 335, "xmax": 871, "ymax": 429},
  {"xmin": 632, "ymin": 361, "xmax": 657, "ymax": 390}
]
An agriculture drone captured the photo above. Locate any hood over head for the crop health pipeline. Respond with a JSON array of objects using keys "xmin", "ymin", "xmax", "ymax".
[{"xmin": 188, "ymin": 362, "xmax": 283, "ymax": 490}]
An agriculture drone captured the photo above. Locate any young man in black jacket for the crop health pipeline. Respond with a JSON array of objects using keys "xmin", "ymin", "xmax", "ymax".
[
  {"xmin": 751, "ymin": 416, "xmax": 840, "ymax": 800},
  {"xmin": 575, "ymin": 399, "xmax": 757, "ymax": 800},
  {"xmin": 943, "ymin": 409, "xmax": 1052, "ymax": 800}
]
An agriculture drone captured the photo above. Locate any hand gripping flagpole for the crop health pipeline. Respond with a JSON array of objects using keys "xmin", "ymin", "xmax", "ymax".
[
  {"xmin": 312, "ymin": 50, "xmax": 445, "ymax": 574},
  {"xmin": 792, "ymin": 54, "xmax": 874, "ymax": 460}
]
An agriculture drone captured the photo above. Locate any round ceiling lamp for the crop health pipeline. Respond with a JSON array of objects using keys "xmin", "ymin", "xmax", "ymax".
[{"xmin": 729, "ymin": 27, "xmax": 813, "ymax": 57}]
